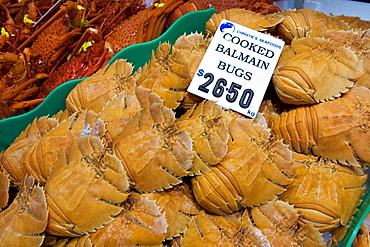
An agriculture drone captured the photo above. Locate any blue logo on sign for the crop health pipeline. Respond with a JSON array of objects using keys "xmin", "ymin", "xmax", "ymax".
[{"xmin": 220, "ymin": 22, "xmax": 235, "ymax": 33}]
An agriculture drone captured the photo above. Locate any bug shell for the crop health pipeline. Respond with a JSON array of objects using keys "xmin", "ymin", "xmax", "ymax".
[
  {"xmin": 97, "ymin": 86, "xmax": 156, "ymax": 143},
  {"xmin": 180, "ymin": 210, "xmax": 265, "ymax": 247},
  {"xmin": 271, "ymin": 85, "xmax": 370, "ymax": 167},
  {"xmin": 131, "ymin": 184, "xmax": 200, "ymax": 240},
  {"xmin": 23, "ymin": 109, "xmax": 106, "ymax": 184},
  {"xmin": 0, "ymin": 110, "xmax": 69, "ymax": 186},
  {"xmin": 272, "ymin": 35, "xmax": 363, "ymax": 105},
  {"xmin": 173, "ymin": 32, "xmax": 211, "ymax": 110},
  {"xmin": 134, "ymin": 42, "xmax": 192, "ymax": 110},
  {"xmin": 176, "ymin": 100, "xmax": 231, "ymax": 175},
  {"xmin": 180, "ymin": 200, "xmax": 324, "ymax": 246},
  {"xmin": 279, "ymin": 152, "xmax": 367, "ymax": 241},
  {"xmin": 335, "ymin": 15, "xmax": 370, "ymax": 31},
  {"xmin": 52, "ymin": 234, "xmax": 92, "ymax": 247},
  {"xmin": 275, "ymin": 8, "xmax": 350, "ymax": 44},
  {"xmin": 173, "ymin": 32, "xmax": 210, "ymax": 76},
  {"xmin": 45, "ymin": 135, "xmax": 130, "ymax": 237},
  {"xmin": 0, "ymin": 175, "xmax": 48, "ymax": 246},
  {"xmin": 250, "ymin": 199, "xmax": 325, "ymax": 246},
  {"xmin": 205, "ymin": 8, "xmax": 285, "ymax": 35},
  {"xmin": 0, "ymin": 170, "xmax": 9, "ymax": 208},
  {"xmin": 316, "ymin": 29, "xmax": 370, "ymax": 89},
  {"xmin": 89, "ymin": 194, "xmax": 168, "ymax": 246},
  {"xmin": 0, "ymin": 116, "xmax": 59, "ymax": 186},
  {"xmin": 113, "ymin": 101, "xmax": 194, "ymax": 192},
  {"xmin": 191, "ymin": 113, "xmax": 294, "ymax": 215},
  {"xmin": 66, "ymin": 59, "xmax": 135, "ymax": 114}
]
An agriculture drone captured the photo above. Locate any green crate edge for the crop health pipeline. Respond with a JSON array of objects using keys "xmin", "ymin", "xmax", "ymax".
[
  {"xmin": 340, "ymin": 183, "xmax": 370, "ymax": 247},
  {"xmin": 0, "ymin": 8, "xmax": 216, "ymax": 151}
]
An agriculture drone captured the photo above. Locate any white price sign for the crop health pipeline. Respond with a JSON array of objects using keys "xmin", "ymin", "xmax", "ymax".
[{"xmin": 188, "ymin": 19, "xmax": 285, "ymax": 118}]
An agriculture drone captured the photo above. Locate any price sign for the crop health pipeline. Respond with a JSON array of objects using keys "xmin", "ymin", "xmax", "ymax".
[{"xmin": 188, "ymin": 19, "xmax": 285, "ymax": 118}]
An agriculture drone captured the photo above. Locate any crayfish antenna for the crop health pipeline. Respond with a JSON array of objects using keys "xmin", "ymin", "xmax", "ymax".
[
  {"xmin": 11, "ymin": 98, "xmax": 45, "ymax": 109},
  {"xmin": 18, "ymin": 1, "xmax": 78, "ymax": 50}
]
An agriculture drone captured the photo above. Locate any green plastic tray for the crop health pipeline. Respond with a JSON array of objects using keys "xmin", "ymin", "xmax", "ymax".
[
  {"xmin": 0, "ymin": 8, "xmax": 216, "ymax": 151},
  {"xmin": 339, "ymin": 180, "xmax": 370, "ymax": 247},
  {"xmin": 0, "ymin": 8, "xmax": 367, "ymax": 246}
]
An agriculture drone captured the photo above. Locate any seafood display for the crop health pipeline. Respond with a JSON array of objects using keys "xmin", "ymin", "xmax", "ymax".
[{"xmin": 0, "ymin": 5, "xmax": 370, "ymax": 247}]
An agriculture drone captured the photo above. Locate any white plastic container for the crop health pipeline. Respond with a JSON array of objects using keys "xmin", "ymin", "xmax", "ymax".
[
  {"xmin": 275, "ymin": 0, "xmax": 370, "ymax": 21},
  {"xmin": 303, "ymin": 0, "xmax": 370, "ymax": 20}
]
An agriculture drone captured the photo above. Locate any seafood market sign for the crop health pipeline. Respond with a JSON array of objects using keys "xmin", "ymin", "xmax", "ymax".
[{"xmin": 188, "ymin": 19, "xmax": 284, "ymax": 118}]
